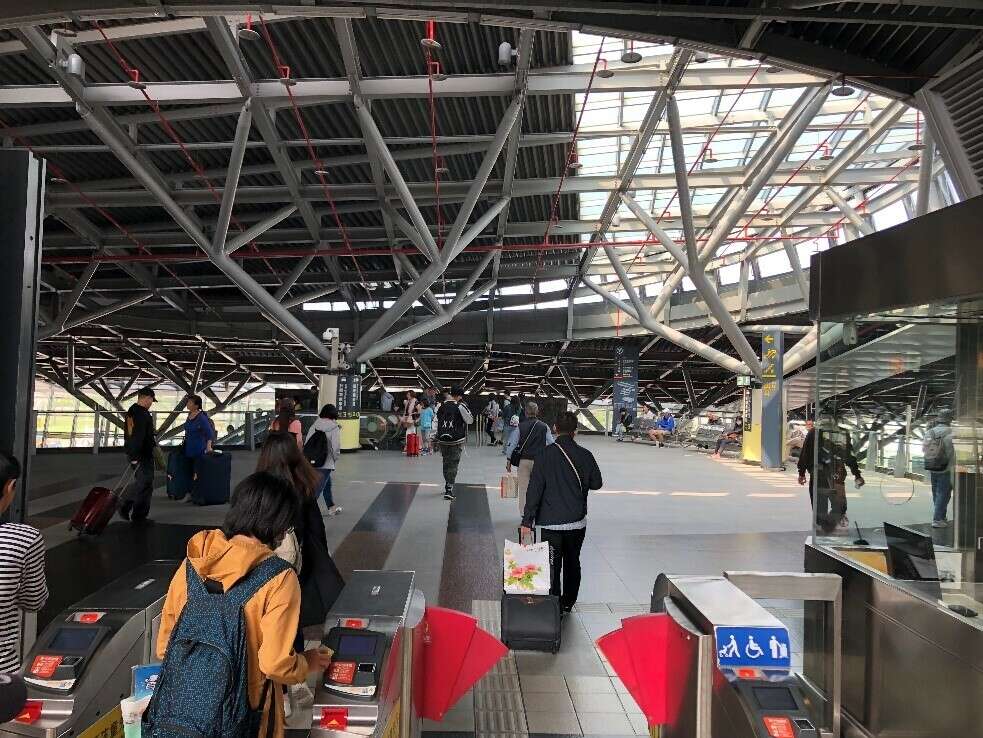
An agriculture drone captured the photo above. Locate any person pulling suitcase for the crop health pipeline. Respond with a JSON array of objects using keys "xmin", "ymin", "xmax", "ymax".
[
  {"xmin": 520, "ymin": 411, "xmax": 602, "ymax": 614},
  {"xmin": 119, "ymin": 387, "xmax": 158, "ymax": 523}
]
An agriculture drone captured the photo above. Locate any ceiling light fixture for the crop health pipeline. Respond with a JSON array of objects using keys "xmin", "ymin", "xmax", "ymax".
[
  {"xmin": 53, "ymin": 25, "xmax": 77, "ymax": 38},
  {"xmin": 50, "ymin": 176, "xmax": 69, "ymax": 185},
  {"xmin": 703, "ymin": 147, "xmax": 718, "ymax": 164},
  {"xmin": 694, "ymin": 51, "xmax": 710, "ymax": 64},
  {"xmin": 421, "ymin": 19, "xmax": 441, "ymax": 51},
  {"xmin": 238, "ymin": 14, "xmax": 261, "ymax": 42},
  {"xmin": 313, "ymin": 169, "xmax": 330, "ymax": 177},
  {"xmin": 831, "ymin": 76, "xmax": 854, "ymax": 97},
  {"xmin": 597, "ymin": 59, "xmax": 614, "ymax": 79},
  {"xmin": 765, "ymin": 64, "xmax": 783, "ymax": 74},
  {"xmin": 621, "ymin": 40, "xmax": 642, "ymax": 64},
  {"xmin": 819, "ymin": 144, "xmax": 834, "ymax": 161}
]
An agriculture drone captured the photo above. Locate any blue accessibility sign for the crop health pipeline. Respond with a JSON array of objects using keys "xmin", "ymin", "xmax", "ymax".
[{"xmin": 714, "ymin": 626, "xmax": 791, "ymax": 670}]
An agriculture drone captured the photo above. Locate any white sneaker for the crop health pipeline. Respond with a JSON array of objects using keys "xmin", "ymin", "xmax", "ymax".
[
  {"xmin": 932, "ymin": 519, "xmax": 950, "ymax": 528},
  {"xmin": 326, "ymin": 506, "xmax": 343, "ymax": 516},
  {"xmin": 836, "ymin": 515, "xmax": 850, "ymax": 532},
  {"xmin": 290, "ymin": 682, "xmax": 315, "ymax": 709}
]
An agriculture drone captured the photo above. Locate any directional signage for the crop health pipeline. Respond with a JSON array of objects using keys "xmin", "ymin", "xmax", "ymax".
[{"xmin": 714, "ymin": 626, "xmax": 791, "ymax": 670}]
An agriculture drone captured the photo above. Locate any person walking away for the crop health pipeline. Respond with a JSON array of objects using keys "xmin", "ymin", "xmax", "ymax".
[
  {"xmin": 380, "ymin": 389, "xmax": 394, "ymax": 412},
  {"xmin": 418, "ymin": 400, "xmax": 435, "ymax": 456},
  {"xmin": 183, "ymin": 394, "xmax": 216, "ymax": 460},
  {"xmin": 257, "ymin": 432, "xmax": 344, "ymax": 711},
  {"xmin": 798, "ymin": 417, "xmax": 864, "ymax": 533},
  {"xmin": 435, "ymin": 386, "xmax": 473, "ymax": 500},
  {"xmin": 304, "ymin": 404, "xmax": 343, "ymax": 516},
  {"xmin": 484, "ymin": 396, "xmax": 500, "ymax": 446},
  {"xmin": 521, "ymin": 412, "xmax": 602, "ymax": 614},
  {"xmin": 501, "ymin": 398, "xmax": 520, "ymax": 456},
  {"xmin": 506, "ymin": 402, "xmax": 554, "ymax": 516},
  {"xmin": 0, "ymin": 451, "xmax": 48, "ymax": 672},
  {"xmin": 149, "ymin": 472, "xmax": 333, "ymax": 738},
  {"xmin": 270, "ymin": 397, "xmax": 304, "ymax": 451},
  {"xmin": 120, "ymin": 386, "xmax": 158, "ymax": 522},
  {"xmin": 924, "ymin": 410, "xmax": 956, "ymax": 527}
]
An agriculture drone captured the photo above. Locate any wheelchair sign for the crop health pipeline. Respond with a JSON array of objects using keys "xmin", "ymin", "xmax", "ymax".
[{"xmin": 714, "ymin": 626, "xmax": 791, "ymax": 669}]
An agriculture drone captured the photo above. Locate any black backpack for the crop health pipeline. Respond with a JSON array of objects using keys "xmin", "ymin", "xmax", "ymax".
[
  {"xmin": 437, "ymin": 402, "xmax": 467, "ymax": 444},
  {"xmin": 304, "ymin": 429, "xmax": 329, "ymax": 467}
]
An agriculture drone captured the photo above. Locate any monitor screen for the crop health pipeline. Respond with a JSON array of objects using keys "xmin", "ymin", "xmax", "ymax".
[
  {"xmin": 337, "ymin": 634, "xmax": 378, "ymax": 658},
  {"xmin": 884, "ymin": 522, "xmax": 939, "ymax": 582},
  {"xmin": 48, "ymin": 627, "xmax": 99, "ymax": 653},
  {"xmin": 752, "ymin": 686, "xmax": 798, "ymax": 711}
]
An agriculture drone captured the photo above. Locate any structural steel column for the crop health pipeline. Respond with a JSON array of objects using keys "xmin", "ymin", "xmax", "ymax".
[
  {"xmin": 760, "ymin": 330, "xmax": 784, "ymax": 469},
  {"xmin": 0, "ymin": 151, "xmax": 44, "ymax": 523}
]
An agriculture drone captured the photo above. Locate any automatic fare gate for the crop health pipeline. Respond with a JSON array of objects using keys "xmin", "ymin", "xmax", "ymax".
[{"xmin": 650, "ymin": 572, "xmax": 842, "ymax": 738}]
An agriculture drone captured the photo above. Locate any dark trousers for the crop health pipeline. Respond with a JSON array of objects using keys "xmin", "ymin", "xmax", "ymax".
[
  {"xmin": 122, "ymin": 461, "xmax": 155, "ymax": 519},
  {"xmin": 440, "ymin": 442, "xmax": 463, "ymax": 485},
  {"xmin": 541, "ymin": 527, "xmax": 587, "ymax": 611},
  {"xmin": 316, "ymin": 468, "xmax": 334, "ymax": 507}
]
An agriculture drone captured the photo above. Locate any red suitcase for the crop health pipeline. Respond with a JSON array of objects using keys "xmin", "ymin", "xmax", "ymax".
[
  {"xmin": 68, "ymin": 465, "xmax": 135, "ymax": 535},
  {"xmin": 405, "ymin": 432, "xmax": 420, "ymax": 457}
]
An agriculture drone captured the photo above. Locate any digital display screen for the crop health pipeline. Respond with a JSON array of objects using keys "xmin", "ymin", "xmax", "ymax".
[
  {"xmin": 48, "ymin": 628, "xmax": 99, "ymax": 653},
  {"xmin": 337, "ymin": 634, "xmax": 377, "ymax": 658},
  {"xmin": 753, "ymin": 687, "xmax": 797, "ymax": 711}
]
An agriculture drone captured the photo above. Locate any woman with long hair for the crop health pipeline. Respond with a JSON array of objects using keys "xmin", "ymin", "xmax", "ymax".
[
  {"xmin": 270, "ymin": 397, "xmax": 303, "ymax": 451},
  {"xmin": 256, "ymin": 434, "xmax": 344, "ymax": 668}
]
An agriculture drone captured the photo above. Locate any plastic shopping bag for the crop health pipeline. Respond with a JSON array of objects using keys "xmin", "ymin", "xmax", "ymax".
[
  {"xmin": 500, "ymin": 475, "xmax": 518, "ymax": 499},
  {"xmin": 503, "ymin": 538, "xmax": 551, "ymax": 595}
]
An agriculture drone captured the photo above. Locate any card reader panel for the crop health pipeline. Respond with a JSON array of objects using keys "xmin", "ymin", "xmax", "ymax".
[{"xmin": 321, "ymin": 627, "xmax": 388, "ymax": 699}]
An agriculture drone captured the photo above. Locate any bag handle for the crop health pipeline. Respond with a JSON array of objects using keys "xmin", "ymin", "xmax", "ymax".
[
  {"xmin": 517, "ymin": 526, "xmax": 536, "ymax": 545},
  {"xmin": 114, "ymin": 463, "xmax": 139, "ymax": 493},
  {"xmin": 554, "ymin": 443, "xmax": 583, "ymax": 492}
]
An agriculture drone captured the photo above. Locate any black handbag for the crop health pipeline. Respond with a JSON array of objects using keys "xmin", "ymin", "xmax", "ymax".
[{"xmin": 509, "ymin": 420, "xmax": 546, "ymax": 467}]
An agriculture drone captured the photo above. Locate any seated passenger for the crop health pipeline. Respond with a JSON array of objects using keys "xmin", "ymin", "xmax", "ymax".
[
  {"xmin": 711, "ymin": 418, "xmax": 742, "ymax": 458},
  {"xmin": 0, "ymin": 451, "xmax": 48, "ymax": 672},
  {"xmin": 151, "ymin": 472, "xmax": 332, "ymax": 738},
  {"xmin": 647, "ymin": 412, "xmax": 675, "ymax": 447},
  {"xmin": 614, "ymin": 407, "xmax": 634, "ymax": 441}
]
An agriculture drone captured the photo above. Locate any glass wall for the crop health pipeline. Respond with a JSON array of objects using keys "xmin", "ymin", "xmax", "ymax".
[
  {"xmin": 811, "ymin": 299, "xmax": 983, "ymax": 583},
  {"xmin": 33, "ymin": 380, "xmax": 276, "ymax": 449}
]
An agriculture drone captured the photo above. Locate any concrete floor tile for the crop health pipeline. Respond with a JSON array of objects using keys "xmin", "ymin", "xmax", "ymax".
[
  {"xmin": 571, "ymin": 691, "xmax": 625, "ymax": 713},
  {"xmin": 520, "ymin": 674, "xmax": 568, "ymax": 692},
  {"xmin": 565, "ymin": 675, "xmax": 616, "ymax": 694},
  {"xmin": 423, "ymin": 710, "xmax": 475, "ymax": 732},
  {"xmin": 523, "ymin": 690, "xmax": 575, "ymax": 712},
  {"xmin": 627, "ymin": 712, "xmax": 651, "ymax": 736},
  {"xmin": 525, "ymin": 711, "xmax": 582, "ymax": 735},
  {"xmin": 575, "ymin": 711, "xmax": 634, "ymax": 736},
  {"xmin": 617, "ymin": 690, "xmax": 642, "ymax": 713}
]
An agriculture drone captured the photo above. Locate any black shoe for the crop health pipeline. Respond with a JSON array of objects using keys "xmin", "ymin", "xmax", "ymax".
[
  {"xmin": 443, "ymin": 485, "xmax": 455, "ymax": 500},
  {"xmin": 131, "ymin": 515, "xmax": 152, "ymax": 525},
  {"xmin": 118, "ymin": 504, "xmax": 131, "ymax": 521}
]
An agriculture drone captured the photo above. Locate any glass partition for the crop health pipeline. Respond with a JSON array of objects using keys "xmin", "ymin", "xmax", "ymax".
[{"xmin": 811, "ymin": 299, "xmax": 983, "ymax": 586}]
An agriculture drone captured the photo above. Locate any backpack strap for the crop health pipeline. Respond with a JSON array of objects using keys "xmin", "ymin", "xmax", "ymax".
[{"xmin": 225, "ymin": 555, "xmax": 293, "ymax": 608}]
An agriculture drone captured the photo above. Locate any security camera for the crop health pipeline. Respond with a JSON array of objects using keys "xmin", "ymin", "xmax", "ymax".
[
  {"xmin": 498, "ymin": 41, "xmax": 517, "ymax": 67},
  {"xmin": 694, "ymin": 51, "xmax": 710, "ymax": 63}
]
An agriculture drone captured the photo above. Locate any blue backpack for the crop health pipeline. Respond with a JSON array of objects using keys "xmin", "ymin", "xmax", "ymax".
[{"xmin": 143, "ymin": 556, "xmax": 291, "ymax": 738}]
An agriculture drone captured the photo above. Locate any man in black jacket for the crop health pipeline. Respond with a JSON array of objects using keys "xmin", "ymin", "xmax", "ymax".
[
  {"xmin": 521, "ymin": 411, "xmax": 603, "ymax": 613},
  {"xmin": 797, "ymin": 417, "xmax": 864, "ymax": 533},
  {"xmin": 120, "ymin": 387, "xmax": 158, "ymax": 522}
]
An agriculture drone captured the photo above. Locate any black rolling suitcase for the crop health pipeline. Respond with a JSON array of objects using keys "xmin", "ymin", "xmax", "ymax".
[
  {"xmin": 500, "ymin": 529, "xmax": 562, "ymax": 653},
  {"xmin": 191, "ymin": 451, "xmax": 232, "ymax": 506},
  {"xmin": 166, "ymin": 448, "xmax": 194, "ymax": 500},
  {"xmin": 501, "ymin": 593, "xmax": 562, "ymax": 653}
]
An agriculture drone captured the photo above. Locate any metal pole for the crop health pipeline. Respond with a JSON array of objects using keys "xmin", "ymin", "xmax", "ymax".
[
  {"xmin": 213, "ymin": 101, "xmax": 252, "ymax": 251},
  {"xmin": 581, "ymin": 276, "xmax": 748, "ymax": 373},
  {"xmin": 246, "ymin": 411, "xmax": 256, "ymax": 451},
  {"xmin": 915, "ymin": 126, "xmax": 936, "ymax": 217},
  {"xmin": 443, "ymin": 97, "xmax": 523, "ymax": 254},
  {"xmin": 825, "ymin": 187, "xmax": 873, "ymax": 236},
  {"xmin": 274, "ymin": 255, "xmax": 315, "ymax": 301},
  {"xmin": 92, "ymin": 409, "xmax": 101, "ymax": 455},
  {"xmin": 665, "ymin": 98, "xmax": 762, "ymax": 376},
  {"xmin": 224, "ymin": 204, "xmax": 298, "ymax": 254}
]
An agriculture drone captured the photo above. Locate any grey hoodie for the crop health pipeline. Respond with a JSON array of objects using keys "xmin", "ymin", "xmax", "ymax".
[{"xmin": 305, "ymin": 417, "xmax": 342, "ymax": 470}]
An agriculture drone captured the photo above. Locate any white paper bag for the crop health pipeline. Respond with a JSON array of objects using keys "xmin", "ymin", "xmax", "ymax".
[{"xmin": 503, "ymin": 539, "xmax": 551, "ymax": 595}]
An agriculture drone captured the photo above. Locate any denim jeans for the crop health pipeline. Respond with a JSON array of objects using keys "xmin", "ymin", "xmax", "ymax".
[
  {"xmin": 930, "ymin": 470, "xmax": 952, "ymax": 522},
  {"xmin": 316, "ymin": 468, "xmax": 334, "ymax": 507}
]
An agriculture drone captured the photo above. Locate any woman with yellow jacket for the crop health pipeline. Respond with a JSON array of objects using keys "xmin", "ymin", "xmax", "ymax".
[{"xmin": 152, "ymin": 472, "xmax": 332, "ymax": 738}]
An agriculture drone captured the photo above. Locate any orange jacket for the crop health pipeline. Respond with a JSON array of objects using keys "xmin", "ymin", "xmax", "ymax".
[{"xmin": 156, "ymin": 530, "xmax": 309, "ymax": 738}]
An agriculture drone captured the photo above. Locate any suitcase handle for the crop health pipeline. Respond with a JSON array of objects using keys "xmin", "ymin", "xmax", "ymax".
[
  {"xmin": 114, "ymin": 463, "xmax": 139, "ymax": 493},
  {"xmin": 518, "ymin": 526, "xmax": 536, "ymax": 545}
]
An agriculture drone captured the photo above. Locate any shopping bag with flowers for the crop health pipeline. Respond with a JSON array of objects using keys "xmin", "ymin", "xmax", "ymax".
[{"xmin": 503, "ymin": 538, "xmax": 551, "ymax": 595}]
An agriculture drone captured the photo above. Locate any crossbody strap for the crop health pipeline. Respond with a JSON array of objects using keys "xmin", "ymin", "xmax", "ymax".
[
  {"xmin": 517, "ymin": 420, "xmax": 544, "ymax": 456},
  {"xmin": 553, "ymin": 443, "xmax": 583, "ymax": 491}
]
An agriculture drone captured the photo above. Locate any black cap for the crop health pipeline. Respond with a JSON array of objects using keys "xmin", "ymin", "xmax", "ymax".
[
  {"xmin": 0, "ymin": 673, "xmax": 27, "ymax": 723},
  {"xmin": 450, "ymin": 385, "xmax": 464, "ymax": 398},
  {"xmin": 137, "ymin": 387, "xmax": 157, "ymax": 401}
]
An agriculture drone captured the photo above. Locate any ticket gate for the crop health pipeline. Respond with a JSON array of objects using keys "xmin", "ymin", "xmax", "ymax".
[
  {"xmin": 311, "ymin": 570, "xmax": 424, "ymax": 738},
  {"xmin": 2, "ymin": 560, "xmax": 175, "ymax": 738},
  {"xmin": 651, "ymin": 572, "xmax": 842, "ymax": 738}
]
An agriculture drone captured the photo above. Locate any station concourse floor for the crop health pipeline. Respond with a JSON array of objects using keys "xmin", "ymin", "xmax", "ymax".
[{"xmin": 28, "ymin": 438, "xmax": 815, "ymax": 738}]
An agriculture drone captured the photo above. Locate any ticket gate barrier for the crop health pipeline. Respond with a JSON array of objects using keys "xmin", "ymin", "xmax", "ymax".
[
  {"xmin": 1, "ymin": 560, "xmax": 176, "ymax": 738},
  {"xmin": 651, "ymin": 572, "xmax": 842, "ymax": 738},
  {"xmin": 312, "ymin": 570, "xmax": 425, "ymax": 738}
]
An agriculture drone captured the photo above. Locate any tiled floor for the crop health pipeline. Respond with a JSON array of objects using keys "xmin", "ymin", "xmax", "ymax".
[{"xmin": 34, "ymin": 439, "xmax": 820, "ymax": 737}]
